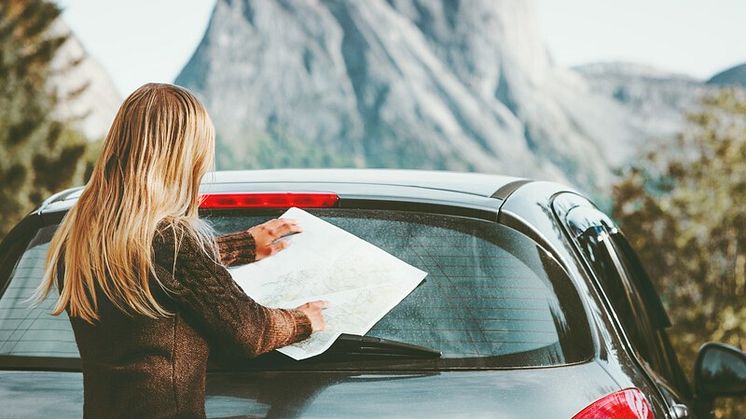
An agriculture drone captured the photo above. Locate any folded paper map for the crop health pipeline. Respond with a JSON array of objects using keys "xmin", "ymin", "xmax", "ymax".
[{"xmin": 228, "ymin": 207, "xmax": 428, "ymax": 360}]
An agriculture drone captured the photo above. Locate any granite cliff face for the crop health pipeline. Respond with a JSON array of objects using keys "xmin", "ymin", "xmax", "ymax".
[{"xmin": 176, "ymin": 0, "xmax": 705, "ymax": 191}]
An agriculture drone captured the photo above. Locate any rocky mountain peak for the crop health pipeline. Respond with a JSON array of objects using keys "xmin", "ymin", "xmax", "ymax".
[{"xmin": 176, "ymin": 0, "xmax": 690, "ymax": 193}]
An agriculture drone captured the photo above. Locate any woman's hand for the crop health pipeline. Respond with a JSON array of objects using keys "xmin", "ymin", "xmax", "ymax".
[
  {"xmin": 295, "ymin": 300, "xmax": 329, "ymax": 332},
  {"xmin": 248, "ymin": 218, "xmax": 302, "ymax": 261}
]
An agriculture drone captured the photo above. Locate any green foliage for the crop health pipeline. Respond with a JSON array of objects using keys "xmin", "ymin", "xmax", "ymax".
[
  {"xmin": 612, "ymin": 88, "xmax": 745, "ymax": 417},
  {"xmin": 0, "ymin": 0, "xmax": 93, "ymax": 239}
]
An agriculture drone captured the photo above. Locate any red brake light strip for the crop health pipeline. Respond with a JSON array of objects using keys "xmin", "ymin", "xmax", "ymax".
[{"xmin": 199, "ymin": 192, "xmax": 340, "ymax": 209}]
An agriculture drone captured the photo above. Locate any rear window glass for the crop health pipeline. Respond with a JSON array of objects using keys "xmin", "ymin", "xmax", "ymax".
[
  {"xmin": 212, "ymin": 209, "xmax": 592, "ymax": 367},
  {"xmin": 0, "ymin": 209, "xmax": 592, "ymax": 368},
  {"xmin": 0, "ymin": 225, "xmax": 78, "ymax": 358}
]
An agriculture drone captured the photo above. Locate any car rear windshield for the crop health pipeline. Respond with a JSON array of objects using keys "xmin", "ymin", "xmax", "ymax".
[{"xmin": 0, "ymin": 209, "xmax": 592, "ymax": 369}]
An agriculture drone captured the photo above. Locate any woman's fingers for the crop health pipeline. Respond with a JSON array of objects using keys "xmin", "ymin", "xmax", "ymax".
[
  {"xmin": 269, "ymin": 239, "xmax": 290, "ymax": 255},
  {"xmin": 263, "ymin": 218, "xmax": 302, "ymax": 239},
  {"xmin": 316, "ymin": 300, "xmax": 331, "ymax": 309},
  {"xmin": 274, "ymin": 219, "xmax": 303, "ymax": 238},
  {"xmin": 301, "ymin": 300, "xmax": 331, "ymax": 309},
  {"xmin": 248, "ymin": 219, "xmax": 302, "ymax": 260},
  {"xmin": 296, "ymin": 300, "xmax": 331, "ymax": 332}
]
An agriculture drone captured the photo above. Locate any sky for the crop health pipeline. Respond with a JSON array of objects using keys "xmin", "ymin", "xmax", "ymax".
[
  {"xmin": 536, "ymin": 0, "xmax": 746, "ymax": 78},
  {"xmin": 55, "ymin": 0, "xmax": 216, "ymax": 97},
  {"xmin": 56, "ymin": 0, "xmax": 746, "ymax": 97}
]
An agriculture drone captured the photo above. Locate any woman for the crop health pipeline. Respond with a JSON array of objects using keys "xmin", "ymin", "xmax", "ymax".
[{"xmin": 34, "ymin": 83, "xmax": 327, "ymax": 418}]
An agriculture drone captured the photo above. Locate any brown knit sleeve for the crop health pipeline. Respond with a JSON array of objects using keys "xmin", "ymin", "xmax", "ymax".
[
  {"xmin": 152, "ymin": 229, "xmax": 312, "ymax": 358},
  {"xmin": 214, "ymin": 229, "xmax": 257, "ymax": 267}
]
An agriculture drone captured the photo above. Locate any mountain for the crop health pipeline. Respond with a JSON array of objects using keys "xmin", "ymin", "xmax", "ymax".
[
  {"xmin": 176, "ymin": 0, "xmax": 711, "ymax": 192},
  {"xmin": 575, "ymin": 62, "xmax": 710, "ymax": 138},
  {"xmin": 708, "ymin": 63, "xmax": 746, "ymax": 87},
  {"xmin": 48, "ymin": 19, "xmax": 121, "ymax": 140}
]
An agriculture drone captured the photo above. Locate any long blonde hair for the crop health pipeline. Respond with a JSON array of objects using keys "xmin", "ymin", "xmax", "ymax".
[{"xmin": 35, "ymin": 83, "xmax": 219, "ymax": 323}]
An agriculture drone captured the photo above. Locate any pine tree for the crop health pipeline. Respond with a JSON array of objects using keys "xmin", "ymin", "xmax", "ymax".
[
  {"xmin": 0, "ymin": 0, "xmax": 90, "ymax": 239},
  {"xmin": 613, "ymin": 88, "xmax": 746, "ymax": 417}
]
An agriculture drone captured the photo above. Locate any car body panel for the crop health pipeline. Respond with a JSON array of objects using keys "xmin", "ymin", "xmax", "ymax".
[
  {"xmin": 500, "ymin": 183, "xmax": 674, "ymax": 418},
  {"xmin": 200, "ymin": 169, "xmax": 524, "ymax": 198},
  {"xmin": 38, "ymin": 168, "xmax": 524, "ymax": 212},
  {"xmin": 551, "ymin": 191, "xmax": 692, "ymax": 418},
  {"xmin": 37, "ymin": 170, "xmax": 521, "ymax": 224},
  {"xmin": 0, "ymin": 371, "xmax": 83, "ymax": 418},
  {"xmin": 0, "ymin": 361, "xmax": 619, "ymax": 418}
]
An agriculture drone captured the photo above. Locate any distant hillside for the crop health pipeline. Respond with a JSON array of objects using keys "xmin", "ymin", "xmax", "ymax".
[
  {"xmin": 575, "ymin": 61, "xmax": 711, "ymax": 137},
  {"xmin": 708, "ymin": 63, "xmax": 746, "ymax": 87}
]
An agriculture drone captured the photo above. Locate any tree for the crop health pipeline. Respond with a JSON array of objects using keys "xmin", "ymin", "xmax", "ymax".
[
  {"xmin": 613, "ymin": 88, "xmax": 745, "ymax": 417},
  {"xmin": 0, "ymin": 0, "xmax": 91, "ymax": 239}
]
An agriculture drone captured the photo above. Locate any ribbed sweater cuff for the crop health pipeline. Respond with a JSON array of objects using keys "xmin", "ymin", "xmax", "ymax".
[
  {"xmin": 214, "ymin": 230, "xmax": 257, "ymax": 267},
  {"xmin": 288, "ymin": 309, "xmax": 313, "ymax": 341}
]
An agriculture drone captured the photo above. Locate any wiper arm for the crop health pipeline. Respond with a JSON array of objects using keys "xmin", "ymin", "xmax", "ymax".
[{"xmin": 329, "ymin": 333, "xmax": 442, "ymax": 359}]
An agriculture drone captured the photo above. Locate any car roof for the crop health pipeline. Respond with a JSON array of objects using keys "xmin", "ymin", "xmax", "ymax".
[
  {"xmin": 200, "ymin": 169, "xmax": 526, "ymax": 197},
  {"xmin": 38, "ymin": 169, "xmax": 532, "ymax": 215}
]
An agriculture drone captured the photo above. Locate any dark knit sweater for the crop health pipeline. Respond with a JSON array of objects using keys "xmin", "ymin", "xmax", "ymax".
[{"xmin": 58, "ymin": 226, "xmax": 312, "ymax": 419}]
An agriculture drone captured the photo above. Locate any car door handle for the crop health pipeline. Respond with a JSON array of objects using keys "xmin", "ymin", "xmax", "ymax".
[{"xmin": 669, "ymin": 403, "xmax": 689, "ymax": 419}]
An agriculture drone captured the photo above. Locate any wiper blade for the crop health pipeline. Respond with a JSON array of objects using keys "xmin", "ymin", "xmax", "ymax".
[{"xmin": 329, "ymin": 333, "xmax": 442, "ymax": 359}]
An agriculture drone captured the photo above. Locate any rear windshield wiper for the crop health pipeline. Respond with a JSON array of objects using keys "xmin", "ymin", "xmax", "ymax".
[{"xmin": 328, "ymin": 333, "xmax": 442, "ymax": 359}]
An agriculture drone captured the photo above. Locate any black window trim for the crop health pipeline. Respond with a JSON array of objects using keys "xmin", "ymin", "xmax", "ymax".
[
  {"xmin": 604, "ymin": 231, "xmax": 692, "ymax": 398},
  {"xmin": 594, "ymin": 227, "xmax": 668, "ymax": 372},
  {"xmin": 558, "ymin": 201, "xmax": 691, "ymax": 399}
]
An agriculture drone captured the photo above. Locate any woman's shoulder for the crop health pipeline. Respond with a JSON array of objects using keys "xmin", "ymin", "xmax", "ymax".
[
  {"xmin": 152, "ymin": 221, "xmax": 180, "ymax": 257},
  {"xmin": 152, "ymin": 221, "xmax": 215, "ymax": 267}
]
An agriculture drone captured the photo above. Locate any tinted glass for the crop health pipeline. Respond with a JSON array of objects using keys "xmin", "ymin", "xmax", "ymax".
[
  {"xmin": 0, "ymin": 209, "xmax": 592, "ymax": 368},
  {"xmin": 0, "ymin": 225, "xmax": 78, "ymax": 358},
  {"xmin": 211, "ymin": 209, "xmax": 592, "ymax": 366}
]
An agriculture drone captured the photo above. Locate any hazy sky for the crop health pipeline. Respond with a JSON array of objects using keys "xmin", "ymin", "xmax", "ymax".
[
  {"xmin": 56, "ymin": 0, "xmax": 746, "ymax": 97},
  {"xmin": 537, "ymin": 0, "xmax": 746, "ymax": 77},
  {"xmin": 55, "ymin": 0, "xmax": 216, "ymax": 96}
]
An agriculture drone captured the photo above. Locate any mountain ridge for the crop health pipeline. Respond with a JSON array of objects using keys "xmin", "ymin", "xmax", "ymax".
[
  {"xmin": 575, "ymin": 61, "xmax": 713, "ymax": 138},
  {"xmin": 175, "ymin": 0, "xmax": 727, "ymax": 193},
  {"xmin": 708, "ymin": 62, "xmax": 746, "ymax": 87},
  {"xmin": 177, "ymin": 0, "xmax": 649, "ymax": 193}
]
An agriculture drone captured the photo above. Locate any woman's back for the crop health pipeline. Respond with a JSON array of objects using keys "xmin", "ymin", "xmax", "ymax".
[
  {"xmin": 37, "ymin": 83, "xmax": 323, "ymax": 418},
  {"xmin": 59, "ymin": 224, "xmax": 312, "ymax": 418}
]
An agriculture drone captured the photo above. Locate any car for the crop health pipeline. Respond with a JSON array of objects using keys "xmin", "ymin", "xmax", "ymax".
[{"xmin": 1, "ymin": 169, "xmax": 744, "ymax": 418}]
